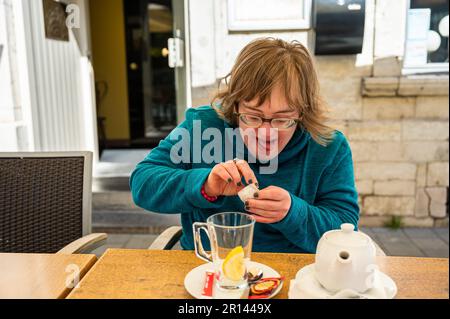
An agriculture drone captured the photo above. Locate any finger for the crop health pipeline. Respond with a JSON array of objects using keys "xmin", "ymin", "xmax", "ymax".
[
  {"xmin": 245, "ymin": 206, "xmax": 278, "ymax": 218},
  {"xmin": 246, "ymin": 199, "xmax": 281, "ymax": 211},
  {"xmin": 249, "ymin": 214, "xmax": 275, "ymax": 224},
  {"xmin": 214, "ymin": 164, "xmax": 234, "ymax": 184},
  {"xmin": 222, "ymin": 161, "xmax": 243, "ymax": 187},
  {"xmin": 234, "ymin": 159, "xmax": 258, "ymax": 186},
  {"xmin": 255, "ymin": 186, "xmax": 284, "ymax": 200}
]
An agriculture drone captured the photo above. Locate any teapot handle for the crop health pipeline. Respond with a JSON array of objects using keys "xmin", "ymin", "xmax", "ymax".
[{"xmin": 193, "ymin": 222, "xmax": 213, "ymax": 263}]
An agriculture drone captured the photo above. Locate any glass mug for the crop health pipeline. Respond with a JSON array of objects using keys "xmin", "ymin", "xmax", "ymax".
[{"xmin": 193, "ymin": 212, "xmax": 255, "ymax": 291}]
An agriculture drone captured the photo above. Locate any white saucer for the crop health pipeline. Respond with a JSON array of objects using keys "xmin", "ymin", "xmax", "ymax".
[
  {"xmin": 184, "ymin": 261, "xmax": 283, "ymax": 299},
  {"xmin": 289, "ymin": 264, "xmax": 397, "ymax": 299}
]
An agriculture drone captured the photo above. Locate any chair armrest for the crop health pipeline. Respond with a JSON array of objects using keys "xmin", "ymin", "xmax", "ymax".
[
  {"xmin": 148, "ymin": 226, "xmax": 183, "ymax": 250},
  {"xmin": 57, "ymin": 233, "xmax": 108, "ymax": 254}
]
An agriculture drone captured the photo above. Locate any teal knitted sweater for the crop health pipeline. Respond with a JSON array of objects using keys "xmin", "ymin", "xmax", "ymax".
[{"xmin": 130, "ymin": 106, "xmax": 359, "ymax": 253}]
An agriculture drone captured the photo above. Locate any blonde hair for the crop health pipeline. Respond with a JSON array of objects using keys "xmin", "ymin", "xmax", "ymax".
[{"xmin": 211, "ymin": 37, "xmax": 334, "ymax": 146}]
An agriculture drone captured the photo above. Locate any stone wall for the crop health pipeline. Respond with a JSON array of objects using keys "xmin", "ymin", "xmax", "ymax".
[{"xmin": 317, "ymin": 56, "xmax": 449, "ymax": 227}]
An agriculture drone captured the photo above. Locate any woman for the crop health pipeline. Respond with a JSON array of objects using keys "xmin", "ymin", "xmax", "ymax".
[{"xmin": 130, "ymin": 38, "xmax": 359, "ymax": 253}]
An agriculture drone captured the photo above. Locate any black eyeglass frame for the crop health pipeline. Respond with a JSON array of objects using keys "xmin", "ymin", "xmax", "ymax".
[{"xmin": 233, "ymin": 111, "xmax": 302, "ymax": 130}]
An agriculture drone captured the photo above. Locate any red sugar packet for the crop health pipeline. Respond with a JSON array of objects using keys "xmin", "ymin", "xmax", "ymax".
[{"xmin": 202, "ymin": 271, "xmax": 215, "ymax": 297}]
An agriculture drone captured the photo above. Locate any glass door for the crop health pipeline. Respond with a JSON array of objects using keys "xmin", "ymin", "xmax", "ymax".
[{"xmin": 124, "ymin": 0, "xmax": 177, "ymax": 147}]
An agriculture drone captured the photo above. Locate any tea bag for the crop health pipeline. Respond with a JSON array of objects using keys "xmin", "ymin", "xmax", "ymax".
[{"xmin": 238, "ymin": 183, "xmax": 259, "ymax": 202}]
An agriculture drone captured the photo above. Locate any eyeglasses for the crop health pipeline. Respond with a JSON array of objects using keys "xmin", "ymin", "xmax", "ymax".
[{"xmin": 234, "ymin": 112, "xmax": 300, "ymax": 130}]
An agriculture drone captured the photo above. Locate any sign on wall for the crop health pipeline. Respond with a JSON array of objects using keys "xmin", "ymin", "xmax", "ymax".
[
  {"xmin": 403, "ymin": 9, "xmax": 431, "ymax": 67},
  {"xmin": 43, "ymin": 0, "xmax": 69, "ymax": 41},
  {"xmin": 227, "ymin": 0, "xmax": 312, "ymax": 31}
]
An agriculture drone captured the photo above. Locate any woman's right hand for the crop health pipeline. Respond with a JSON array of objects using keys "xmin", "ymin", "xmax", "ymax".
[{"xmin": 203, "ymin": 159, "xmax": 258, "ymax": 197}]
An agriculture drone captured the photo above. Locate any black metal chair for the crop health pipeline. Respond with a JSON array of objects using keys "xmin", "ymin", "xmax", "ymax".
[{"xmin": 0, "ymin": 152, "xmax": 106, "ymax": 254}]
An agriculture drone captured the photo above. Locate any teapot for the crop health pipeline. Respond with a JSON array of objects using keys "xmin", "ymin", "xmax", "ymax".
[{"xmin": 314, "ymin": 223, "xmax": 377, "ymax": 293}]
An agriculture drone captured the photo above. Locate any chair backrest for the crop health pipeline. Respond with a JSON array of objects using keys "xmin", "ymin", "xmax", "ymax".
[{"xmin": 0, "ymin": 152, "xmax": 92, "ymax": 253}]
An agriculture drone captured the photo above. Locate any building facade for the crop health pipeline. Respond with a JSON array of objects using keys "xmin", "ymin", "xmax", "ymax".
[{"xmin": 1, "ymin": 0, "xmax": 448, "ymax": 226}]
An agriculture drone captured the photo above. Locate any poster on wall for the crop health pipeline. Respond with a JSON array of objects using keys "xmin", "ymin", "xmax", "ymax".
[
  {"xmin": 404, "ymin": 9, "xmax": 431, "ymax": 67},
  {"xmin": 43, "ymin": 0, "xmax": 69, "ymax": 41}
]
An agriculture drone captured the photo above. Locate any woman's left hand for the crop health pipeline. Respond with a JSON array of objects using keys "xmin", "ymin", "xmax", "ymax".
[{"xmin": 244, "ymin": 186, "xmax": 292, "ymax": 224}]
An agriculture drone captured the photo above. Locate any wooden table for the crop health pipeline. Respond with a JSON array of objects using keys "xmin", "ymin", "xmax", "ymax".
[
  {"xmin": 67, "ymin": 249, "xmax": 449, "ymax": 299},
  {"xmin": 0, "ymin": 253, "xmax": 97, "ymax": 299}
]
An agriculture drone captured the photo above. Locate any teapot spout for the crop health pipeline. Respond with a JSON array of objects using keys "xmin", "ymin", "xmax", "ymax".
[{"xmin": 337, "ymin": 250, "xmax": 352, "ymax": 264}]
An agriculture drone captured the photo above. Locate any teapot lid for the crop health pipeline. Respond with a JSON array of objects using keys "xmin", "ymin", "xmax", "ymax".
[{"xmin": 324, "ymin": 224, "xmax": 371, "ymax": 247}]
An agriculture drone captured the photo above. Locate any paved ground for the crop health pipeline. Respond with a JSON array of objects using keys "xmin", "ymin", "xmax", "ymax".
[
  {"xmin": 91, "ymin": 227, "xmax": 449, "ymax": 258},
  {"xmin": 360, "ymin": 227, "xmax": 448, "ymax": 258}
]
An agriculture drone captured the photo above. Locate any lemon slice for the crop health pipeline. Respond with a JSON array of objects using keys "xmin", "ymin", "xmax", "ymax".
[{"xmin": 222, "ymin": 246, "xmax": 246, "ymax": 281}]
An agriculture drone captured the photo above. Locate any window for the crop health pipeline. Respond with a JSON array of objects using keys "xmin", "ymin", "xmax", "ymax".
[
  {"xmin": 403, "ymin": 0, "xmax": 449, "ymax": 74},
  {"xmin": 227, "ymin": 0, "xmax": 312, "ymax": 31}
]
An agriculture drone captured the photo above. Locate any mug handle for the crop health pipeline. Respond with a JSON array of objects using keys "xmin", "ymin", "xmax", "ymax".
[{"xmin": 193, "ymin": 222, "xmax": 213, "ymax": 263}]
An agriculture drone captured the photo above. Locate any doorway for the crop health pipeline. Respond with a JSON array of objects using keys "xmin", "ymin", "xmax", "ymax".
[
  {"xmin": 124, "ymin": 0, "xmax": 178, "ymax": 148},
  {"xmin": 89, "ymin": 0, "xmax": 189, "ymax": 152},
  {"xmin": 89, "ymin": 0, "xmax": 190, "ymax": 182}
]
